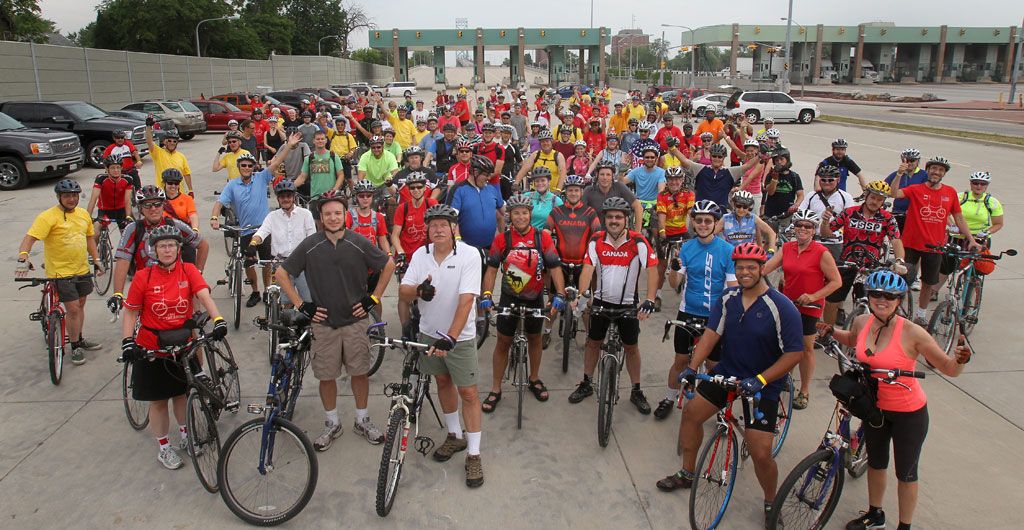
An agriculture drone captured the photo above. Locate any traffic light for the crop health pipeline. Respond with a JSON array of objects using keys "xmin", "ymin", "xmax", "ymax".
[
  {"xmin": 661, "ymin": 60, "xmax": 667, "ymax": 69},
  {"xmin": 747, "ymin": 44, "xmax": 758, "ymax": 51}
]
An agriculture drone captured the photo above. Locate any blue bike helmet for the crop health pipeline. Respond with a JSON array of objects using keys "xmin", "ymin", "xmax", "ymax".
[{"xmin": 864, "ymin": 270, "xmax": 908, "ymax": 295}]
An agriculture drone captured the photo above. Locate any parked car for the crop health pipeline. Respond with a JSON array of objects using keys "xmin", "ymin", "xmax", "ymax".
[
  {"xmin": 295, "ymin": 87, "xmax": 349, "ymax": 104},
  {"xmin": 267, "ymin": 91, "xmax": 343, "ymax": 115},
  {"xmin": 210, "ymin": 93, "xmax": 295, "ymax": 115},
  {"xmin": 344, "ymin": 82, "xmax": 373, "ymax": 96},
  {"xmin": 190, "ymin": 99, "xmax": 251, "ymax": 131},
  {"xmin": 382, "ymin": 81, "xmax": 417, "ymax": 98},
  {"xmin": 554, "ymin": 84, "xmax": 593, "ymax": 98},
  {"xmin": 328, "ymin": 86, "xmax": 358, "ymax": 99},
  {"xmin": 730, "ymin": 91, "xmax": 818, "ymax": 124},
  {"xmin": 0, "ymin": 111, "xmax": 83, "ymax": 190},
  {"xmin": 0, "ymin": 100, "xmax": 148, "ymax": 168},
  {"xmin": 689, "ymin": 93, "xmax": 732, "ymax": 116},
  {"xmin": 108, "ymin": 110, "xmax": 174, "ymax": 143},
  {"xmin": 121, "ymin": 100, "xmax": 206, "ymax": 139}
]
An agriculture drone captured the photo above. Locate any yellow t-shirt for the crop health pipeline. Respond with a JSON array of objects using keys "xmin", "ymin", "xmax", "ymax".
[
  {"xmin": 662, "ymin": 153, "xmax": 682, "ymax": 168},
  {"xmin": 329, "ymin": 133, "xmax": 358, "ymax": 157},
  {"xmin": 27, "ymin": 205, "xmax": 94, "ymax": 277},
  {"xmin": 458, "ymin": 87, "xmax": 468, "ymax": 96},
  {"xmin": 386, "ymin": 114, "xmax": 418, "ymax": 149},
  {"xmin": 151, "ymin": 146, "xmax": 193, "ymax": 190},
  {"xmin": 608, "ymin": 111, "xmax": 629, "ymax": 135},
  {"xmin": 627, "ymin": 104, "xmax": 646, "ymax": 121},
  {"xmin": 413, "ymin": 129, "xmax": 429, "ymax": 146},
  {"xmin": 218, "ymin": 149, "xmax": 252, "ymax": 182}
]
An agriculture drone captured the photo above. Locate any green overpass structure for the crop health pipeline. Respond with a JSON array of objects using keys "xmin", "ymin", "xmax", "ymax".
[
  {"xmin": 368, "ymin": 28, "xmax": 609, "ymax": 88},
  {"xmin": 681, "ymin": 23, "xmax": 1020, "ymax": 84}
]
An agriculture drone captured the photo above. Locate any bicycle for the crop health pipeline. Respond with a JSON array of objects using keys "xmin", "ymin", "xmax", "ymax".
[
  {"xmin": 213, "ymin": 191, "xmax": 238, "ymax": 255},
  {"xmin": 91, "ymin": 217, "xmax": 116, "ymax": 295},
  {"xmin": 495, "ymin": 304, "xmax": 547, "ymax": 430},
  {"xmin": 133, "ymin": 313, "xmax": 241, "ymax": 493},
  {"xmin": 591, "ymin": 305, "xmax": 636, "ymax": 448},
  {"xmin": 18, "ymin": 276, "xmax": 84, "ymax": 385},
  {"xmin": 252, "ymin": 258, "xmax": 286, "ymax": 364},
  {"xmin": 216, "ymin": 225, "xmax": 255, "ymax": 330},
  {"xmin": 558, "ymin": 266, "xmax": 583, "ymax": 373},
  {"xmin": 218, "ymin": 310, "xmax": 317, "ymax": 526},
  {"xmin": 835, "ymin": 251, "xmax": 912, "ymax": 328},
  {"xmin": 687, "ymin": 373, "xmax": 767, "ymax": 530},
  {"xmin": 371, "ymin": 329, "xmax": 445, "ymax": 517},
  {"xmin": 767, "ymin": 336, "xmax": 925, "ymax": 529},
  {"xmin": 927, "ymin": 242, "xmax": 1016, "ymax": 354}
]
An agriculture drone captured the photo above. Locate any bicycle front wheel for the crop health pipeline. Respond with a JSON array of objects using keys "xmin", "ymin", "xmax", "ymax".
[
  {"xmin": 122, "ymin": 361, "xmax": 149, "ymax": 430},
  {"xmin": 93, "ymin": 235, "xmax": 113, "ymax": 295},
  {"xmin": 560, "ymin": 310, "xmax": 573, "ymax": 373},
  {"xmin": 689, "ymin": 427, "xmax": 739, "ymax": 530},
  {"xmin": 927, "ymin": 300, "xmax": 958, "ymax": 355},
  {"xmin": 769, "ymin": 448, "xmax": 845, "ymax": 530},
  {"xmin": 961, "ymin": 276, "xmax": 983, "ymax": 336},
  {"xmin": 46, "ymin": 312, "xmax": 63, "ymax": 386},
  {"xmin": 773, "ymin": 374, "xmax": 794, "ymax": 457},
  {"xmin": 208, "ymin": 338, "xmax": 241, "ymax": 415},
  {"xmin": 366, "ymin": 311, "xmax": 386, "ymax": 377},
  {"xmin": 375, "ymin": 408, "xmax": 408, "ymax": 517},
  {"xmin": 596, "ymin": 355, "xmax": 617, "ymax": 448},
  {"xmin": 186, "ymin": 389, "xmax": 222, "ymax": 493},
  {"xmin": 232, "ymin": 259, "xmax": 243, "ymax": 329},
  {"xmin": 218, "ymin": 417, "xmax": 318, "ymax": 526},
  {"xmin": 515, "ymin": 343, "xmax": 526, "ymax": 430},
  {"xmin": 267, "ymin": 291, "xmax": 280, "ymax": 365}
]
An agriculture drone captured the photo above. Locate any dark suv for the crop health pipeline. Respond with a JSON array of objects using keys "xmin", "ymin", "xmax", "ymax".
[
  {"xmin": 0, "ymin": 100, "xmax": 148, "ymax": 168},
  {"xmin": 0, "ymin": 111, "xmax": 83, "ymax": 190}
]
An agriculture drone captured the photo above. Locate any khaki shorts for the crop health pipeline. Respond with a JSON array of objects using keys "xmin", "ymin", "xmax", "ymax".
[
  {"xmin": 311, "ymin": 319, "xmax": 371, "ymax": 380},
  {"xmin": 417, "ymin": 333, "xmax": 479, "ymax": 388}
]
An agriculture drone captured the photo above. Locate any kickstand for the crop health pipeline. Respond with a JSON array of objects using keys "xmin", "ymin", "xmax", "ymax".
[{"xmin": 424, "ymin": 383, "xmax": 443, "ymax": 428}]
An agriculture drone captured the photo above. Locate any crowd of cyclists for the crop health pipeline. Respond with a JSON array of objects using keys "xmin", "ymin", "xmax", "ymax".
[{"xmin": 17, "ymin": 81, "xmax": 1006, "ymax": 529}]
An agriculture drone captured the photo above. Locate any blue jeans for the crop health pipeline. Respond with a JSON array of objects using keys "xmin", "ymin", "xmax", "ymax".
[{"xmin": 292, "ymin": 272, "xmax": 312, "ymax": 304}]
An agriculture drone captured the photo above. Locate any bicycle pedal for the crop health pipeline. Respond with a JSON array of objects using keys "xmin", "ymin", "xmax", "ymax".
[
  {"xmin": 964, "ymin": 315, "xmax": 978, "ymax": 325},
  {"xmin": 246, "ymin": 403, "xmax": 265, "ymax": 414},
  {"xmin": 216, "ymin": 279, "xmax": 227, "ymax": 286},
  {"xmin": 28, "ymin": 311, "xmax": 43, "ymax": 321},
  {"xmin": 414, "ymin": 435, "xmax": 435, "ymax": 455},
  {"xmin": 225, "ymin": 400, "xmax": 240, "ymax": 412}
]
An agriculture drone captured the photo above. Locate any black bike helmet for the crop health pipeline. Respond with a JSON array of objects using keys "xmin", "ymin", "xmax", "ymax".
[
  {"xmin": 506, "ymin": 193, "xmax": 534, "ymax": 211},
  {"xmin": 54, "ymin": 178, "xmax": 81, "ymax": 194},
  {"xmin": 470, "ymin": 155, "xmax": 495, "ymax": 175},
  {"xmin": 103, "ymin": 154, "xmax": 123, "ymax": 167},
  {"xmin": 148, "ymin": 224, "xmax": 183, "ymax": 247},
  {"xmin": 163, "ymin": 130, "xmax": 180, "ymax": 141},
  {"xmin": 273, "ymin": 179, "xmax": 297, "ymax": 195},
  {"xmin": 831, "ymin": 138, "xmax": 848, "ymax": 149},
  {"xmin": 112, "ymin": 130, "xmax": 127, "ymax": 139},
  {"xmin": 816, "ymin": 164, "xmax": 841, "ymax": 179},
  {"xmin": 594, "ymin": 160, "xmax": 616, "ymax": 173},
  {"xmin": 424, "ymin": 203, "xmax": 459, "ymax": 223},
  {"xmin": 602, "ymin": 196, "xmax": 631, "ymax": 214},
  {"xmin": 708, "ymin": 144, "xmax": 728, "ymax": 158},
  {"xmin": 529, "ymin": 166, "xmax": 553, "ymax": 180},
  {"xmin": 161, "ymin": 168, "xmax": 184, "ymax": 184}
]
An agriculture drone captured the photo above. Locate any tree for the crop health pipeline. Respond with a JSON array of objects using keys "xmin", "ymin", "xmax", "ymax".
[
  {"xmin": 334, "ymin": 1, "xmax": 372, "ymax": 57},
  {"xmin": 410, "ymin": 50, "xmax": 433, "ymax": 66},
  {"xmin": 91, "ymin": 0, "xmax": 242, "ymax": 56},
  {"xmin": 1, "ymin": 0, "xmax": 56, "ymax": 42},
  {"xmin": 350, "ymin": 47, "xmax": 387, "ymax": 66},
  {"xmin": 67, "ymin": 22, "xmax": 97, "ymax": 47}
]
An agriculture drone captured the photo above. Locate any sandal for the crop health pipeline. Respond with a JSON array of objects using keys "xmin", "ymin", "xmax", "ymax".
[
  {"xmin": 528, "ymin": 379, "xmax": 549, "ymax": 402},
  {"xmin": 793, "ymin": 392, "xmax": 809, "ymax": 410},
  {"xmin": 481, "ymin": 391, "xmax": 502, "ymax": 413}
]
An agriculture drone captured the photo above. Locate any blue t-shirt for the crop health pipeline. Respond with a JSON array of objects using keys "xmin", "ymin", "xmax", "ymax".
[
  {"xmin": 720, "ymin": 212, "xmax": 757, "ymax": 247},
  {"xmin": 451, "ymin": 182, "xmax": 505, "ymax": 249},
  {"xmin": 526, "ymin": 190, "xmax": 563, "ymax": 231},
  {"xmin": 678, "ymin": 237, "xmax": 736, "ymax": 317},
  {"xmin": 627, "ymin": 166, "xmax": 666, "ymax": 202},
  {"xmin": 419, "ymin": 131, "xmax": 443, "ymax": 152},
  {"xmin": 218, "ymin": 168, "xmax": 272, "ymax": 236},
  {"xmin": 695, "ymin": 166, "xmax": 736, "ymax": 208},
  {"xmin": 884, "ymin": 168, "xmax": 927, "ymax": 214},
  {"xmin": 708, "ymin": 286, "xmax": 805, "ymax": 401}
]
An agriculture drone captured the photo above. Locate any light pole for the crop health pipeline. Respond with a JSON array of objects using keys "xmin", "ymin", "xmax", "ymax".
[
  {"xmin": 195, "ymin": 14, "xmax": 240, "ymax": 58},
  {"xmin": 662, "ymin": 24, "xmax": 696, "ymax": 87},
  {"xmin": 1010, "ymin": 15, "xmax": 1024, "ymax": 104},
  {"xmin": 780, "ymin": 0, "xmax": 794, "ymax": 92},
  {"xmin": 318, "ymin": 35, "xmax": 341, "ymax": 56},
  {"xmin": 781, "ymin": 17, "xmax": 808, "ymax": 97}
]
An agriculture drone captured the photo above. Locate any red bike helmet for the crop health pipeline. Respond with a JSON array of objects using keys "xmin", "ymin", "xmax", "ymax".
[{"xmin": 731, "ymin": 242, "xmax": 768, "ymax": 263}]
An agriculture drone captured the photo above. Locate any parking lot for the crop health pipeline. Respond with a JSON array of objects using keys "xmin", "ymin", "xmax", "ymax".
[{"xmin": 0, "ymin": 118, "xmax": 1022, "ymax": 529}]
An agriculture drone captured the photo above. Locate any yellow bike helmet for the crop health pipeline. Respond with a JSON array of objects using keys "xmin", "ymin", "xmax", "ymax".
[{"xmin": 864, "ymin": 180, "xmax": 891, "ymax": 196}]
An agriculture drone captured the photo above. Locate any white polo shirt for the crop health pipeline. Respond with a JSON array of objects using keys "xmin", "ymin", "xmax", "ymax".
[
  {"xmin": 401, "ymin": 240, "xmax": 481, "ymax": 342},
  {"xmin": 253, "ymin": 206, "xmax": 316, "ymax": 258}
]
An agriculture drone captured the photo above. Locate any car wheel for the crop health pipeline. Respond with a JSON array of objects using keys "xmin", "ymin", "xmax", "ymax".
[
  {"xmin": 0, "ymin": 156, "xmax": 29, "ymax": 191},
  {"xmin": 180, "ymin": 133, "xmax": 195, "ymax": 140},
  {"xmin": 798, "ymin": 110, "xmax": 815, "ymax": 124},
  {"xmin": 745, "ymin": 110, "xmax": 760, "ymax": 124},
  {"xmin": 86, "ymin": 140, "xmax": 108, "ymax": 168},
  {"xmin": 404, "ymin": 90, "xmax": 412, "ymax": 97}
]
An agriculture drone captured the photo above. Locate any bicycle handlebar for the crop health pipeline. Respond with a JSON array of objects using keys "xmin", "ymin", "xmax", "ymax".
[
  {"xmin": 694, "ymin": 373, "xmax": 764, "ymax": 421},
  {"xmin": 663, "ymin": 318, "xmax": 706, "ymax": 342},
  {"xmin": 494, "ymin": 305, "xmax": 550, "ymax": 320},
  {"xmin": 371, "ymin": 335, "xmax": 431, "ymax": 351},
  {"xmin": 588, "ymin": 306, "xmax": 638, "ymax": 319}
]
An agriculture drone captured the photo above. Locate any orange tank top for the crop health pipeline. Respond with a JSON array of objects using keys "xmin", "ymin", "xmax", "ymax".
[{"xmin": 855, "ymin": 316, "xmax": 927, "ymax": 412}]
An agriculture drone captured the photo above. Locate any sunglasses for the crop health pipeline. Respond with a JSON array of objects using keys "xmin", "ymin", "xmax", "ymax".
[
  {"xmin": 710, "ymin": 155, "xmax": 725, "ymax": 159},
  {"xmin": 643, "ymin": 155, "xmax": 657, "ymax": 160},
  {"xmin": 867, "ymin": 291, "xmax": 901, "ymax": 301},
  {"xmin": 357, "ymin": 193, "xmax": 374, "ymax": 199},
  {"xmin": 605, "ymin": 214, "xmax": 626, "ymax": 220},
  {"xmin": 165, "ymin": 139, "xmax": 178, "ymax": 144},
  {"xmin": 407, "ymin": 185, "xmax": 425, "ymax": 191},
  {"xmin": 734, "ymin": 204, "xmax": 751, "ymax": 210},
  {"xmin": 971, "ymin": 181, "xmax": 988, "ymax": 185},
  {"xmin": 238, "ymin": 163, "xmax": 255, "ymax": 169},
  {"xmin": 692, "ymin": 217, "xmax": 715, "ymax": 225},
  {"xmin": 819, "ymin": 178, "xmax": 837, "ymax": 182},
  {"xmin": 793, "ymin": 223, "xmax": 816, "ymax": 230},
  {"xmin": 141, "ymin": 201, "xmax": 163, "ymax": 209}
]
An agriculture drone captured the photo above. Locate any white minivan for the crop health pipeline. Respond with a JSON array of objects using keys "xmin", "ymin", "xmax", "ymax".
[{"xmin": 384, "ymin": 81, "xmax": 417, "ymax": 97}]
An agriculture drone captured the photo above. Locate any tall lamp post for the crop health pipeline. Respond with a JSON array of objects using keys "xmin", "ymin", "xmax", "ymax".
[
  {"xmin": 662, "ymin": 24, "xmax": 696, "ymax": 88},
  {"xmin": 318, "ymin": 35, "xmax": 341, "ymax": 56},
  {"xmin": 195, "ymin": 14, "xmax": 240, "ymax": 58},
  {"xmin": 781, "ymin": 17, "xmax": 808, "ymax": 96},
  {"xmin": 780, "ymin": 0, "xmax": 795, "ymax": 92}
]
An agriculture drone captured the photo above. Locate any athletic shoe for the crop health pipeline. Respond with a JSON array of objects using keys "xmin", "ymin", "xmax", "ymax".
[
  {"xmin": 653, "ymin": 398, "xmax": 674, "ymax": 420},
  {"xmin": 77, "ymin": 338, "xmax": 102, "ymax": 351},
  {"xmin": 353, "ymin": 417, "xmax": 385, "ymax": 444},
  {"xmin": 630, "ymin": 388, "xmax": 652, "ymax": 414},
  {"xmin": 846, "ymin": 509, "xmax": 885, "ymax": 529},
  {"xmin": 567, "ymin": 380, "xmax": 594, "ymax": 403},
  {"xmin": 433, "ymin": 432, "xmax": 468, "ymax": 462},
  {"xmin": 70, "ymin": 346, "xmax": 86, "ymax": 365},
  {"xmin": 158, "ymin": 446, "xmax": 184, "ymax": 470},
  {"xmin": 314, "ymin": 421, "xmax": 343, "ymax": 452},
  {"xmin": 465, "ymin": 455, "xmax": 484, "ymax": 488},
  {"xmin": 246, "ymin": 291, "xmax": 262, "ymax": 308},
  {"xmin": 910, "ymin": 279, "xmax": 921, "ymax": 291},
  {"xmin": 793, "ymin": 392, "xmax": 809, "ymax": 410},
  {"xmin": 656, "ymin": 471, "xmax": 692, "ymax": 491}
]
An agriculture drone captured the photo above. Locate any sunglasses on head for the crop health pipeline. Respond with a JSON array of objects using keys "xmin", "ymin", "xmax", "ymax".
[{"xmin": 867, "ymin": 291, "xmax": 901, "ymax": 301}]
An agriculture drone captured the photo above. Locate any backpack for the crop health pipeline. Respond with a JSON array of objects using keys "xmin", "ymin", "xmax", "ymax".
[
  {"xmin": 347, "ymin": 207, "xmax": 379, "ymax": 234},
  {"xmin": 960, "ymin": 192, "xmax": 994, "ymax": 216},
  {"xmin": 500, "ymin": 228, "xmax": 545, "ymax": 272}
]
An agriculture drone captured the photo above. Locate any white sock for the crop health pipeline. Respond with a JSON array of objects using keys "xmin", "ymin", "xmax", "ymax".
[
  {"xmin": 178, "ymin": 425, "xmax": 188, "ymax": 439},
  {"xmin": 356, "ymin": 408, "xmax": 368, "ymax": 423},
  {"xmin": 655, "ymin": 287, "xmax": 662, "ymax": 298},
  {"xmin": 157, "ymin": 436, "xmax": 170, "ymax": 450},
  {"xmin": 466, "ymin": 431, "xmax": 481, "ymax": 456},
  {"xmin": 444, "ymin": 412, "xmax": 463, "ymax": 438},
  {"xmin": 914, "ymin": 307, "xmax": 926, "ymax": 319},
  {"xmin": 666, "ymin": 388, "xmax": 680, "ymax": 402},
  {"xmin": 325, "ymin": 408, "xmax": 339, "ymax": 426}
]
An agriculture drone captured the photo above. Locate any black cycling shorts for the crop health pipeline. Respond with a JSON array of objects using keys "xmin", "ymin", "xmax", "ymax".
[
  {"xmin": 240, "ymin": 233, "xmax": 272, "ymax": 261},
  {"xmin": 938, "ymin": 237, "xmax": 976, "ymax": 276},
  {"xmin": 657, "ymin": 233, "xmax": 690, "ymax": 261},
  {"xmin": 496, "ymin": 295, "xmax": 545, "ymax": 336},
  {"xmin": 905, "ymin": 248, "xmax": 941, "ymax": 286},
  {"xmin": 587, "ymin": 299, "xmax": 640, "ymax": 346},
  {"xmin": 800, "ymin": 313, "xmax": 818, "ymax": 336},
  {"xmin": 826, "ymin": 265, "xmax": 860, "ymax": 304},
  {"xmin": 696, "ymin": 380, "xmax": 778, "ymax": 433},
  {"xmin": 672, "ymin": 311, "xmax": 720, "ymax": 361},
  {"xmin": 97, "ymin": 208, "xmax": 130, "ymax": 230},
  {"xmin": 55, "ymin": 275, "xmax": 93, "ymax": 303},
  {"xmin": 865, "ymin": 404, "xmax": 929, "ymax": 482}
]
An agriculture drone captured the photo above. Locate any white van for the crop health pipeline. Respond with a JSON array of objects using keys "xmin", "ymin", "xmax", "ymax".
[{"xmin": 384, "ymin": 81, "xmax": 417, "ymax": 97}]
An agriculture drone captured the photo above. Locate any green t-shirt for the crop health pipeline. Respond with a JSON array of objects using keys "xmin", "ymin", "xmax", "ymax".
[
  {"xmin": 959, "ymin": 192, "xmax": 1003, "ymax": 235},
  {"xmin": 357, "ymin": 150, "xmax": 399, "ymax": 187},
  {"xmin": 384, "ymin": 141, "xmax": 403, "ymax": 162},
  {"xmin": 301, "ymin": 150, "xmax": 339, "ymax": 197}
]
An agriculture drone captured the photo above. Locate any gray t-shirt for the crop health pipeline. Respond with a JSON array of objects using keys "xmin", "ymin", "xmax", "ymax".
[
  {"xmin": 582, "ymin": 181, "xmax": 638, "ymax": 213},
  {"xmin": 297, "ymin": 123, "xmax": 320, "ymax": 150},
  {"xmin": 283, "ymin": 143, "xmax": 311, "ymax": 180},
  {"xmin": 283, "ymin": 230, "xmax": 388, "ymax": 328}
]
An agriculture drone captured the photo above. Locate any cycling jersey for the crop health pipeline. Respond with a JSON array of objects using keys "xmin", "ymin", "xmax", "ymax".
[
  {"xmin": 620, "ymin": 132, "xmax": 640, "ymax": 153},
  {"xmin": 597, "ymin": 148, "xmax": 630, "ymax": 175},
  {"xmin": 883, "ymin": 168, "xmax": 927, "ymax": 214},
  {"xmin": 819, "ymin": 156, "xmax": 862, "ymax": 191},
  {"xmin": 116, "ymin": 218, "xmax": 202, "ymax": 272},
  {"xmin": 93, "ymin": 174, "xmax": 133, "ymax": 211},
  {"xmin": 102, "ymin": 142, "xmax": 138, "ymax": 171},
  {"xmin": 447, "ymin": 161, "xmax": 472, "ymax": 187},
  {"xmin": 628, "ymin": 138, "xmax": 660, "ymax": 168},
  {"xmin": 531, "ymin": 150, "xmax": 560, "ymax": 186},
  {"xmin": 958, "ymin": 192, "xmax": 1003, "ymax": 235},
  {"xmin": 357, "ymin": 150, "xmax": 399, "ymax": 187},
  {"xmin": 585, "ymin": 230, "xmax": 658, "ymax": 306},
  {"xmin": 566, "ymin": 154, "xmax": 591, "ymax": 177},
  {"xmin": 486, "ymin": 227, "xmax": 561, "ymax": 300},
  {"xmin": 720, "ymin": 212, "xmax": 757, "ymax": 247},
  {"xmin": 124, "ymin": 261, "xmax": 208, "ymax": 351},
  {"xmin": 625, "ymin": 166, "xmax": 666, "ymax": 202},
  {"xmin": 26, "ymin": 206, "xmax": 95, "ymax": 278},
  {"xmin": 526, "ymin": 190, "xmax": 563, "ymax": 231},
  {"xmin": 656, "ymin": 189, "xmax": 695, "ymax": 236},
  {"xmin": 798, "ymin": 189, "xmax": 855, "ymax": 244},
  {"xmin": 345, "ymin": 209, "xmax": 387, "ymax": 247},
  {"xmin": 393, "ymin": 199, "xmax": 437, "ymax": 257},
  {"xmin": 451, "ymin": 182, "xmax": 504, "ymax": 249},
  {"xmin": 654, "ymin": 126, "xmax": 684, "ymax": 152},
  {"xmin": 830, "ymin": 206, "xmax": 901, "ymax": 267},
  {"xmin": 548, "ymin": 201, "xmax": 600, "ymax": 264},
  {"xmin": 780, "ymin": 240, "xmax": 828, "ymax": 318},
  {"xmin": 474, "ymin": 141, "xmax": 505, "ymax": 186},
  {"xmin": 678, "ymin": 236, "xmax": 736, "ymax": 317}
]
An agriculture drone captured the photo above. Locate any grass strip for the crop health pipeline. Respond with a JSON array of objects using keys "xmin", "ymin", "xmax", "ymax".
[{"xmin": 819, "ymin": 115, "xmax": 1024, "ymax": 147}]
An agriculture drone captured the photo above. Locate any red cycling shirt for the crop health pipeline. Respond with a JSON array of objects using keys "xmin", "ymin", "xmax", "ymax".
[
  {"xmin": 900, "ymin": 184, "xmax": 960, "ymax": 252},
  {"xmin": 93, "ymin": 174, "xmax": 133, "ymax": 211},
  {"xmin": 547, "ymin": 202, "xmax": 601, "ymax": 264},
  {"xmin": 345, "ymin": 209, "xmax": 387, "ymax": 247},
  {"xmin": 486, "ymin": 227, "xmax": 561, "ymax": 300},
  {"xmin": 393, "ymin": 198, "xmax": 438, "ymax": 255},
  {"xmin": 103, "ymin": 142, "xmax": 138, "ymax": 171},
  {"xmin": 124, "ymin": 261, "xmax": 209, "ymax": 351}
]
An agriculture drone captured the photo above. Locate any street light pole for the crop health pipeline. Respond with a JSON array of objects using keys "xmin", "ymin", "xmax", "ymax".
[
  {"xmin": 195, "ymin": 14, "xmax": 240, "ymax": 58},
  {"xmin": 662, "ymin": 24, "xmax": 696, "ymax": 87},
  {"xmin": 781, "ymin": 0, "xmax": 794, "ymax": 92},
  {"xmin": 782, "ymin": 17, "xmax": 808, "ymax": 97},
  {"xmin": 1010, "ymin": 16, "xmax": 1024, "ymax": 104},
  {"xmin": 318, "ymin": 35, "xmax": 341, "ymax": 56}
]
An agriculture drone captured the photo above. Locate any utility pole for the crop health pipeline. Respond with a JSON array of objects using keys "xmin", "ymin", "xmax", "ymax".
[
  {"xmin": 1011, "ymin": 17, "xmax": 1024, "ymax": 104},
  {"xmin": 781, "ymin": 0, "xmax": 794, "ymax": 92}
]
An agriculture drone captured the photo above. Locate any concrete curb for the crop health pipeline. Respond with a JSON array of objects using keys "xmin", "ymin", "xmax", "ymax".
[{"xmin": 818, "ymin": 117, "xmax": 1024, "ymax": 151}]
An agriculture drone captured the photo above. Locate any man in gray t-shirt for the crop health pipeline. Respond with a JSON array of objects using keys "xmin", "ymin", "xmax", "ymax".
[
  {"xmin": 582, "ymin": 164, "xmax": 644, "ymax": 231},
  {"xmin": 277, "ymin": 195, "xmax": 396, "ymax": 451}
]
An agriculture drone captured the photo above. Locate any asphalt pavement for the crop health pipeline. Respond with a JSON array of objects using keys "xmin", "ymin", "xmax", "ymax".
[{"xmin": 0, "ymin": 123, "xmax": 1022, "ymax": 529}]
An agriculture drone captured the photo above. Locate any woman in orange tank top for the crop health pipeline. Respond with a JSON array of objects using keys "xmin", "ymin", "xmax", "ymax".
[{"xmin": 816, "ymin": 270, "xmax": 972, "ymax": 530}]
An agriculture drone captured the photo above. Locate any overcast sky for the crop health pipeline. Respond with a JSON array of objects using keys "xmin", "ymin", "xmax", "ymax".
[{"xmin": 41, "ymin": 0, "xmax": 1024, "ymax": 47}]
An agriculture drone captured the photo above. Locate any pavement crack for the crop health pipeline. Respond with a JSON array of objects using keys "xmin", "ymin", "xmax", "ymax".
[{"xmin": 612, "ymin": 429, "xmax": 655, "ymax": 529}]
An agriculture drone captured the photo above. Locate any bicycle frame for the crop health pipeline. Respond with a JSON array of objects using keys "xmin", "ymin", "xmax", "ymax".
[
  {"xmin": 375, "ymin": 332, "xmax": 440, "ymax": 456},
  {"xmin": 251, "ymin": 322, "xmax": 311, "ymax": 475}
]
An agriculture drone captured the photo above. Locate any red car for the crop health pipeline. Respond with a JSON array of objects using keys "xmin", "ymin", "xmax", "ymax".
[{"xmin": 191, "ymin": 100, "xmax": 251, "ymax": 131}]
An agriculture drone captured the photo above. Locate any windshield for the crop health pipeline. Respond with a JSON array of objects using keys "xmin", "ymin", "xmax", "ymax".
[
  {"xmin": 164, "ymin": 102, "xmax": 183, "ymax": 112},
  {"xmin": 264, "ymin": 96, "xmax": 282, "ymax": 105},
  {"xmin": 0, "ymin": 112, "xmax": 26, "ymax": 131},
  {"xmin": 222, "ymin": 101, "xmax": 242, "ymax": 112},
  {"xmin": 179, "ymin": 101, "xmax": 201, "ymax": 112},
  {"xmin": 63, "ymin": 102, "xmax": 108, "ymax": 121}
]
